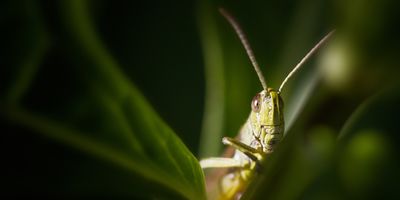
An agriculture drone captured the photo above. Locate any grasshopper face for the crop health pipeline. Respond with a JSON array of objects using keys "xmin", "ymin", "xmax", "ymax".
[
  {"xmin": 200, "ymin": 9, "xmax": 333, "ymax": 200},
  {"xmin": 249, "ymin": 88, "xmax": 284, "ymax": 153}
]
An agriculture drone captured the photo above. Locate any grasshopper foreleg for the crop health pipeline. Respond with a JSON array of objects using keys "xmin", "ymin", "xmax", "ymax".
[
  {"xmin": 222, "ymin": 137, "xmax": 263, "ymax": 162},
  {"xmin": 200, "ymin": 137, "xmax": 263, "ymax": 170},
  {"xmin": 200, "ymin": 157, "xmax": 248, "ymax": 169}
]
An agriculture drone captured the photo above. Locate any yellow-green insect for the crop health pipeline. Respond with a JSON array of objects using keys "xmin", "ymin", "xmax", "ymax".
[{"xmin": 200, "ymin": 8, "xmax": 334, "ymax": 200}]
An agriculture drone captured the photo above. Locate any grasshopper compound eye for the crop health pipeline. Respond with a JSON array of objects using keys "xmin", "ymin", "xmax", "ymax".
[
  {"xmin": 200, "ymin": 8, "xmax": 334, "ymax": 200},
  {"xmin": 251, "ymin": 93, "xmax": 262, "ymax": 113}
]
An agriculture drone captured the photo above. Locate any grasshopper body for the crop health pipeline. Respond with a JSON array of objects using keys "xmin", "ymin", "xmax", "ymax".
[
  {"xmin": 206, "ymin": 89, "xmax": 284, "ymax": 199},
  {"xmin": 200, "ymin": 8, "xmax": 334, "ymax": 200}
]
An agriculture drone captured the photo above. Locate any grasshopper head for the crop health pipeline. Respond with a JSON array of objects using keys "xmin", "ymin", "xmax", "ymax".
[
  {"xmin": 250, "ymin": 88, "xmax": 284, "ymax": 153},
  {"xmin": 218, "ymin": 7, "xmax": 333, "ymax": 154}
]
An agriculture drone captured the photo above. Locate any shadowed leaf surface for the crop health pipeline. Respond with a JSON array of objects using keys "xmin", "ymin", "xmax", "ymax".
[{"xmin": 0, "ymin": 0, "xmax": 205, "ymax": 199}]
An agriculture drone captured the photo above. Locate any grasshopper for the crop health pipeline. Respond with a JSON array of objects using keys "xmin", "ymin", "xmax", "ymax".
[{"xmin": 200, "ymin": 8, "xmax": 334, "ymax": 200}]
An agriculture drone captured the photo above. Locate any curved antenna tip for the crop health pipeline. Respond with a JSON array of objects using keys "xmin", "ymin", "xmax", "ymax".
[{"xmin": 278, "ymin": 30, "xmax": 335, "ymax": 93}]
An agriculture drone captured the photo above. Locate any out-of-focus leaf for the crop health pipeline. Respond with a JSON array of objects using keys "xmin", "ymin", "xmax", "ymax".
[
  {"xmin": 0, "ymin": 0, "xmax": 205, "ymax": 199},
  {"xmin": 335, "ymin": 83, "xmax": 400, "ymax": 199},
  {"xmin": 243, "ymin": 83, "xmax": 400, "ymax": 199},
  {"xmin": 197, "ymin": 1, "xmax": 226, "ymax": 158},
  {"xmin": 242, "ymin": 123, "xmax": 337, "ymax": 200},
  {"xmin": 339, "ymin": 83, "xmax": 400, "ymax": 140}
]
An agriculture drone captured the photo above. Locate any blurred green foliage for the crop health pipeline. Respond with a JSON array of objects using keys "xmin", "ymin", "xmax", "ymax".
[
  {"xmin": 1, "ymin": 0, "xmax": 400, "ymax": 199},
  {"xmin": 0, "ymin": 0, "xmax": 205, "ymax": 199}
]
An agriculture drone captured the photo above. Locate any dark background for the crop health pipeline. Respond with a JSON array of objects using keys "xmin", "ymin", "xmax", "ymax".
[{"xmin": 1, "ymin": 0, "xmax": 400, "ymax": 199}]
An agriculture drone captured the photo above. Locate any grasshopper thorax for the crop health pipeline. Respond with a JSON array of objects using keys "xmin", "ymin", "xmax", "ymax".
[{"xmin": 250, "ymin": 88, "xmax": 284, "ymax": 153}]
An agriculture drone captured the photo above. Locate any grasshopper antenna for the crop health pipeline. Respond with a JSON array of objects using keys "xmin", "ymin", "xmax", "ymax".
[
  {"xmin": 219, "ymin": 8, "xmax": 268, "ymax": 91},
  {"xmin": 278, "ymin": 30, "xmax": 335, "ymax": 93}
]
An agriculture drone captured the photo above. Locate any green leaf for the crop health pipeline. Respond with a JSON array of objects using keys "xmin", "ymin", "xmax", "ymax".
[
  {"xmin": 197, "ymin": 1, "xmax": 226, "ymax": 158},
  {"xmin": 0, "ymin": 0, "xmax": 205, "ymax": 199}
]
